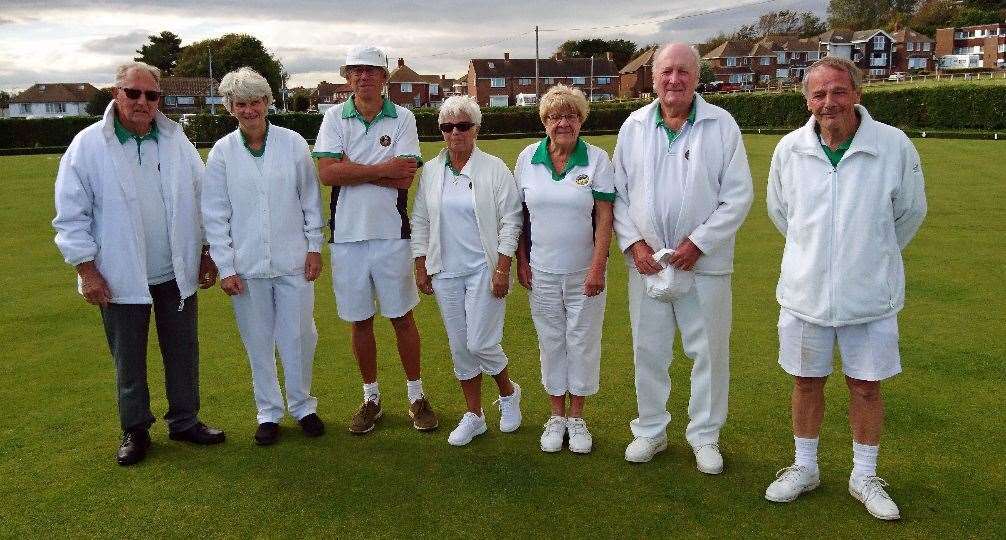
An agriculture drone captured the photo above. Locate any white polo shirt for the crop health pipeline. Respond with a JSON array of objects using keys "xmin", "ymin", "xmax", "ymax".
[
  {"xmin": 312, "ymin": 96, "xmax": 423, "ymax": 244},
  {"xmin": 652, "ymin": 102, "xmax": 696, "ymax": 248},
  {"xmin": 438, "ymin": 161, "xmax": 486, "ymax": 278},
  {"xmin": 515, "ymin": 137, "xmax": 615, "ymax": 274}
]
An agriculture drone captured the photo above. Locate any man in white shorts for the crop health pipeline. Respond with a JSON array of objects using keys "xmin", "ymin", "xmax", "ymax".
[
  {"xmin": 313, "ymin": 45, "xmax": 438, "ymax": 434},
  {"xmin": 765, "ymin": 57, "xmax": 927, "ymax": 520}
]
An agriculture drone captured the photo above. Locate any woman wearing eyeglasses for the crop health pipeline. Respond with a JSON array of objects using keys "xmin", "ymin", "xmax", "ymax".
[
  {"xmin": 410, "ymin": 95, "xmax": 523, "ymax": 446},
  {"xmin": 513, "ymin": 84, "xmax": 615, "ymax": 454},
  {"xmin": 200, "ymin": 67, "xmax": 326, "ymax": 446}
]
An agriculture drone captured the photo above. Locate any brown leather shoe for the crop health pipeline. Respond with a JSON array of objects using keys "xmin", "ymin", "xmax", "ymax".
[
  {"xmin": 349, "ymin": 400, "xmax": 383, "ymax": 434},
  {"xmin": 409, "ymin": 397, "xmax": 439, "ymax": 432}
]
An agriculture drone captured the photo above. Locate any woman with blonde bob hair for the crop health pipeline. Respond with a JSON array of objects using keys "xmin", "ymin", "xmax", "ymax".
[
  {"xmin": 514, "ymin": 84, "xmax": 615, "ymax": 454},
  {"xmin": 201, "ymin": 67, "xmax": 326, "ymax": 445},
  {"xmin": 411, "ymin": 95, "xmax": 524, "ymax": 446}
]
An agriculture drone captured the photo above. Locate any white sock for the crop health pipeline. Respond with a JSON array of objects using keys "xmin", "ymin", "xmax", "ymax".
[
  {"xmin": 794, "ymin": 436, "xmax": 820, "ymax": 472},
  {"xmin": 406, "ymin": 379, "xmax": 424, "ymax": 404},
  {"xmin": 851, "ymin": 441, "xmax": 879, "ymax": 482},
  {"xmin": 363, "ymin": 382, "xmax": 380, "ymax": 404}
]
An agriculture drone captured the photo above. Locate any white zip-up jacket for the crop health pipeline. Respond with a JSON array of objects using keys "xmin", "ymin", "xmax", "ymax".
[
  {"xmin": 613, "ymin": 94, "xmax": 753, "ymax": 274},
  {"xmin": 53, "ymin": 102, "xmax": 206, "ymax": 304},
  {"xmin": 201, "ymin": 124, "xmax": 323, "ymax": 280},
  {"xmin": 767, "ymin": 105, "xmax": 927, "ymax": 326},
  {"xmin": 411, "ymin": 147, "xmax": 522, "ymax": 279}
]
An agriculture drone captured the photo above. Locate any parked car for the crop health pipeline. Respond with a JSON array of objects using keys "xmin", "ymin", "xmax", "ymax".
[{"xmin": 887, "ymin": 72, "xmax": 906, "ymax": 81}]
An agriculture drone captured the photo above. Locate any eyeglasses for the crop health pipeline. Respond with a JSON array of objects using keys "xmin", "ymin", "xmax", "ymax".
[
  {"xmin": 439, "ymin": 122, "xmax": 476, "ymax": 133},
  {"xmin": 120, "ymin": 87, "xmax": 161, "ymax": 101},
  {"xmin": 545, "ymin": 113, "xmax": 580, "ymax": 123}
]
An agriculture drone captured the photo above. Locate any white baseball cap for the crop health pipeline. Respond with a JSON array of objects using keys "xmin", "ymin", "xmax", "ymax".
[{"xmin": 340, "ymin": 45, "xmax": 389, "ymax": 77}]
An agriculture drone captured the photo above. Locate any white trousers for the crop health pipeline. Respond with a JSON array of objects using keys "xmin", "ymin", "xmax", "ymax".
[
  {"xmin": 628, "ymin": 270, "xmax": 732, "ymax": 447},
  {"xmin": 432, "ymin": 266, "xmax": 509, "ymax": 381},
  {"xmin": 529, "ymin": 268, "xmax": 605, "ymax": 396},
  {"xmin": 231, "ymin": 274, "xmax": 319, "ymax": 423}
]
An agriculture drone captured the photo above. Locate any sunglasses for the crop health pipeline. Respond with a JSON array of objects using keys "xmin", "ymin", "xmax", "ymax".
[
  {"xmin": 120, "ymin": 87, "xmax": 161, "ymax": 101},
  {"xmin": 439, "ymin": 122, "xmax": 475, "ymax": 133}
]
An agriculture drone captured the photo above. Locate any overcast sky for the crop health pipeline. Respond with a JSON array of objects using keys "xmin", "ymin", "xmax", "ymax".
[{"xmin": 0, "ymin": 0, "xmax": 826, "ymax": 91}]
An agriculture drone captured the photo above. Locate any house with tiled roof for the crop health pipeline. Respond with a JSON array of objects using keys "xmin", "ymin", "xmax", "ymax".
[
  {"xmin": 702, "ymin": 41, "xmax": 777, "ymax": 86},
  {"xmin": 818, "ymin": 29, "xmax": 896, "ymax": 77},
  {"xmin": 892, "ymin": 28, "xmax": 936, "ymax": 72},
  {"xmin": 619, "ymin": 46, "xmax": 657, "ymax": 99},
  {"xmin": 159, "ymin": 77, "xmax": 219, "ymax": 114},
  {"xmin": 387, "ymin": 58, "xmax": 454, "ymax": 108},
  {"xmin": 467, "ymin": 51, "xmax": 619, "ymax": 107},
  {"xmin": 311, "ymin": 81, "xmax": 352, "ymax": 113},
  {"xmin": 757, "ymin": 35, "xmax": 822, "ymax": 82},
  {"xmin": 935, "ymin": 23, "xmax": 1005, "ymax": 70},
  {"xmin": 9, "ymin": 82, "xmax": 98, "ymax": 118}
]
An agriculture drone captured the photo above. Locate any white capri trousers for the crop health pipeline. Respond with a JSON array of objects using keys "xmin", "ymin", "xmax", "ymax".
[
  {"xmin": 529, "ymin": 268, "xmax": 605, "ymax": 396},
  {"xmin": 231, "ymin": 274, "xmax": 319, "ymax": 424},
  {"xmin": 627, "ymin": 269, "xmax": 732, "ymax": 447},
  {"xmin": 777, "ymin": 309, "xmax": 901, "ymax": 381},
  {"xmin": 330, "ymin": 238, "xmax": 419, "ymax": 322},
  {"xmin": 431, "ymin": 266, "xmax": 509, "ymax": 381}
]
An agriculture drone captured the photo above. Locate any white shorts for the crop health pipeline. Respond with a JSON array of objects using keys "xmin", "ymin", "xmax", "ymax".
[
  {"xmin": 777, "ymin": 309, "xmax": 902, "ymax": 381},
  {"xmin": 432, "ymin": 266, "xmax": 509, "ymax": 380},
  {"xmin": 330, "ymin": 239, "xmax": 419, "ymax": 322},
  {"xmin": 529, "ymin": 268, "xmax": 605, "ymax": 396}
]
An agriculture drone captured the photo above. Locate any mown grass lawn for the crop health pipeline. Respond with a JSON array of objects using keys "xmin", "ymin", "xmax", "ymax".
[{"xmin": 0, "ymin": 135, "xmax": 1002, "ymax": 537}]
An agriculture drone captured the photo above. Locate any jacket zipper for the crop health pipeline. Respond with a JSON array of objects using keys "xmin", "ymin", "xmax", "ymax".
[{"xmin": 829, "ymin": 165, "xmax": 838, "ymax": 323}]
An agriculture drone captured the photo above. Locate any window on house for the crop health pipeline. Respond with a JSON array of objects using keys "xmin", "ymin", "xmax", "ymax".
[
  {"xmin": 572, "ymin": 77, "xmax": 586, "ymax": 85},
  {"xmin": 808, "ymin": 52, "xmax": 820, "ymax": 61},
  {"xmin": 760, "ymin": 57, "xmax": 771, "ymax": 65},
  {"xmin": 908, "ymin": 57, "xmax": 927, "ymax": 69},
  {"xmin": 923, "ymin": 42, "xmax": 931, "ymax": 51},
  {"xmin": 400, "ymin": 83, "xmax": 413, "ymax": 92},
  {"xmin": 164, "ymin": 96, "xmax": 177, "ymax": 106},
  {"xmin": 45, "ymin": 102, "xmax": 66, "ymax": 113},
  {"xmin": 518, "ymin": 78, "xmax": 532, "ymax": 85},
  {"xmin": 544, "ymin": 77, "xmax": 555, "ymax": 84},
  {"xmin": 489, "ymin": 95, "xmax": 508, "ymax": 107},
  {"xmin": 870, "ymin": 68, "xmax": 886, "ymax": 76},
  {"xmin": 177, "ymin": 96, "xmax": 195, "ymax": 105},
  {"xmin": 777, "ymin": 52, "xmax": 786, "ymax": 64},
  {"xmin": 19, "ymin": 103, "xmax": 31, "ymax": 114},
  {"xmin": 760, "ymin": 74, "xmax": 771, "ymax": 82},
  {"xmin": 872, "ymin": 35, "xmax": 885, "ymax": 49},
  {"xmin": 776, "ymin": 68, "xmax": 790, "ymax": 78},
  {"xmin": 726, "ymin": 57, "xmax": 737, "ymax": 67},
  {"xmin": 429, "ymin": 83, "xmax": 438, "ymax": 95},
  {"xmin": 596, "ymin": 76, "xmax": 611, "ymax": 84},
  {"xmin": 907, "ymin": 42, "xmax": 914, "ymax": 51},
  {"xmin": 490, "ymin": 78, "xmax": 505, "ymax": 88}
]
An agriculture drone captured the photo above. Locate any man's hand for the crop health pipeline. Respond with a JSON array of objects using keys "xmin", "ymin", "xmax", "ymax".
[
  {"xmin": 629, "ymin": 240, "xmax": 661, "ymax": 275},
  {"xmin": 381, "ymin": 156, "xmax": 418, "ymax": 180},
  {"xmin": 304, "ymin": 252, "xmax": 322, "ymax": 282},
  {"xmin": 584, "ymin": 264, "xmax": 606, "ymax": 297},
  {"xmin": 415, "ymin": 257, "xmax": 433, "ymax": 295},
  {"xmin": 199, "ymin": 250, "xmax": 218, "ymax": 288},
  {"xmin": 516, "ymin": 259, "xmax": 532, "ymax": 290},
  {"xmin": 669, "ymin": 238, "xmax": 702, "ymax": 271},
  {"xmin": 77, "ymin": 261, "xmax": 111, "ymax": 307},
  {"xmin": 220, "ymin": 275, "xmax": 245, "ymax": 296}
]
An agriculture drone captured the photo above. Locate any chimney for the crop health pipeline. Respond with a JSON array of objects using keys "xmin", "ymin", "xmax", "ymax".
[
  {"xmin": 504, "ymin": 52, "xmax": 510, "ymax": 62},
  {"xmin": 397, "ymin": 58, "xmax": 405, "ymax": 68},
  {"xmin": 606, "ymin": 51, "xmax": 614, "ymax": 61}
]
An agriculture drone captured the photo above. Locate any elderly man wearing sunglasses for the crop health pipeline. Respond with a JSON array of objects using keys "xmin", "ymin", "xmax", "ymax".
[
  {"xmin": 53, "ymin": 61, "xmax": 226, "ymax": 466},
  {"xmin": 411, "ymin": 95, "xmax": 524, "ymax": 446}
]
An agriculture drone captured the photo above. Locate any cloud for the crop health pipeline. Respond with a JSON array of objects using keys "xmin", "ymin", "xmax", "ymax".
[
  {"xmin": 0, "ymin": 17, "xmax": 15, "ymax": 25},
  {"xmin": 82, "ymin": 30, "xmax": 150, "ymax": 56}
]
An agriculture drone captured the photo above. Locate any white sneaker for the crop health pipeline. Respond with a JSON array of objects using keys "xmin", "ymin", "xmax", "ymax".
[
  {"xmin": 494, "ymin": 382, "xmax": 522, "ymax": 433},
  {"xmin": 447, "ymin": 412, "xmax": 487, "ymax": 446},
  {"xmin": 540, "ymin": 415, "xmax": 566, "ymax": 453},
  {"xmin": 764, "ymin": 465, "xmax": 821, "ymax": 502},
  {"xmin": 849, "ymin": 476, "xmax": 901, "ymax": 520},
  {"xmin": 624, "ymin": 435, "xmax": 667, "ymax": 463},
  {"xmin": 692, "ymin": 443, "xmax": 723, "ymax": 474},
  {"xmin": 566, "ymin": 417, "xmax": 593, "ymax": 454}
]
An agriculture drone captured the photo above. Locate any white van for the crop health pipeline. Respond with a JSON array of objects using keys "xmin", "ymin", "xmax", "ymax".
[{"xmin": 515, "ymin": 93, "xmax": 538, "ymax": 106}]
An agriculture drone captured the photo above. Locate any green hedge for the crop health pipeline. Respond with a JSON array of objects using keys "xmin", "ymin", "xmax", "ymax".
[{"xmin": 2, "ymin": 84, "xmax": 1004, "ymax": 150}]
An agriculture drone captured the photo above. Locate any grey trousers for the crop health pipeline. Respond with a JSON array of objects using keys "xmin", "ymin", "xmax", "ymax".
[{"xmin": 100, "ymin": 280, "xmax": 200, "ymax": 433}]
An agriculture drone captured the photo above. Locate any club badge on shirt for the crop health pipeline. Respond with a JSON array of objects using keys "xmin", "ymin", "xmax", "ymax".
[
  {"xmin": 575, "ymin": 174, "xmax": 591, "ymax": 186},
  {"xmin": 380, "ymin": 135, "xmax": 392, "ymax": 147}
]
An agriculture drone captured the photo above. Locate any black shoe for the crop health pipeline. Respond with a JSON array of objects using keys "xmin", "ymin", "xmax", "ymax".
[
  {"xmin": 116, "ymin": 429, "xmax": 151, "ymax": 466},
  {"xmin": 168, "ymin": 422, "xmax": 226, "ymax": 445},
  {"xmin": 298, "ymin": 413, "xmax": 325, "ymax": 437},
  {"xmin": 254, "ymin": 422, "xmax": 280, "ymax": 446}
]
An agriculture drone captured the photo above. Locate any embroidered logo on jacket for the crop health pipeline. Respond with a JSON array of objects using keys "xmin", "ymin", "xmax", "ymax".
[
  {"xmin": 379, "ymin": 135, "xmax": 392, "ymax": 147},
  {"xmin": 575, "ymin": 174, "xmax": 591, "ymax": 186}
]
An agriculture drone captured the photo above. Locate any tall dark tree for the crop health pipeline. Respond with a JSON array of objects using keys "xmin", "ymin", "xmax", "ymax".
[
  {"xmin": 910, "ymin": 0, "xmax": 959, "ymax": 36},
  {"xmin": 175, "ymin": 34, "xmax": 285, "ymax": 101},
  {"xmin": 85, "ymin": 87, "xmax": 114, "ymax": 116},
  {"xmin": 827, "ymin": 0, "xmax": 918, "ymax": 30},
  {"xmin": 954, "ymin": 6, "xmax": 1004, "ymax": 25},
  {"xmin": 0, "ymin": 90, "xmax": 10, "ymax": 111},
  {"xmin": 134, "ymin": 31, "xmax": 182, "ymax": 76},
  {"xmin": 556, "ymin": 39, "xmax": 638, "ymax": 69}
]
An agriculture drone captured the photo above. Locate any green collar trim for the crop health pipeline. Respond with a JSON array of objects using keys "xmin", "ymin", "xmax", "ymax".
[
  {"xmin": 656, "ymin": 99, "xmax": 697, "ymax": 145},
  {"xmin": 341, "ymin": 95, "xmax": 398, "ymax": 128},
  {"xmin": 240, "ymin": 123, "xmax": 269, "ymax": 158},
  {"xmin": 816, "ymin": 125, "xmax": 856, "ymax": 167},
  {"xmin": 446, "ymin": 159, "xmax": 462, "ymax": 176},
  {"xmin": 114, "ymin": 114, "xmax": 158, "ymax": 145},
  {"xmin": 530, "ymin": 136, "xmax": 589, "ymax": 181}
]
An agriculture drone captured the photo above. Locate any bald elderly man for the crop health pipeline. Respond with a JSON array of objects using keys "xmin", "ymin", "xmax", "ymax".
[{"xmin": 613, "ymin": 43, "xmax": 753, "ymax": 474}]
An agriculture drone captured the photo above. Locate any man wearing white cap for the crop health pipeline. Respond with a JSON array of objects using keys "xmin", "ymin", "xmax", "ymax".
[{"xmin": 313, "ymin": 45, "xmax": 438, "ymax": 434}]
